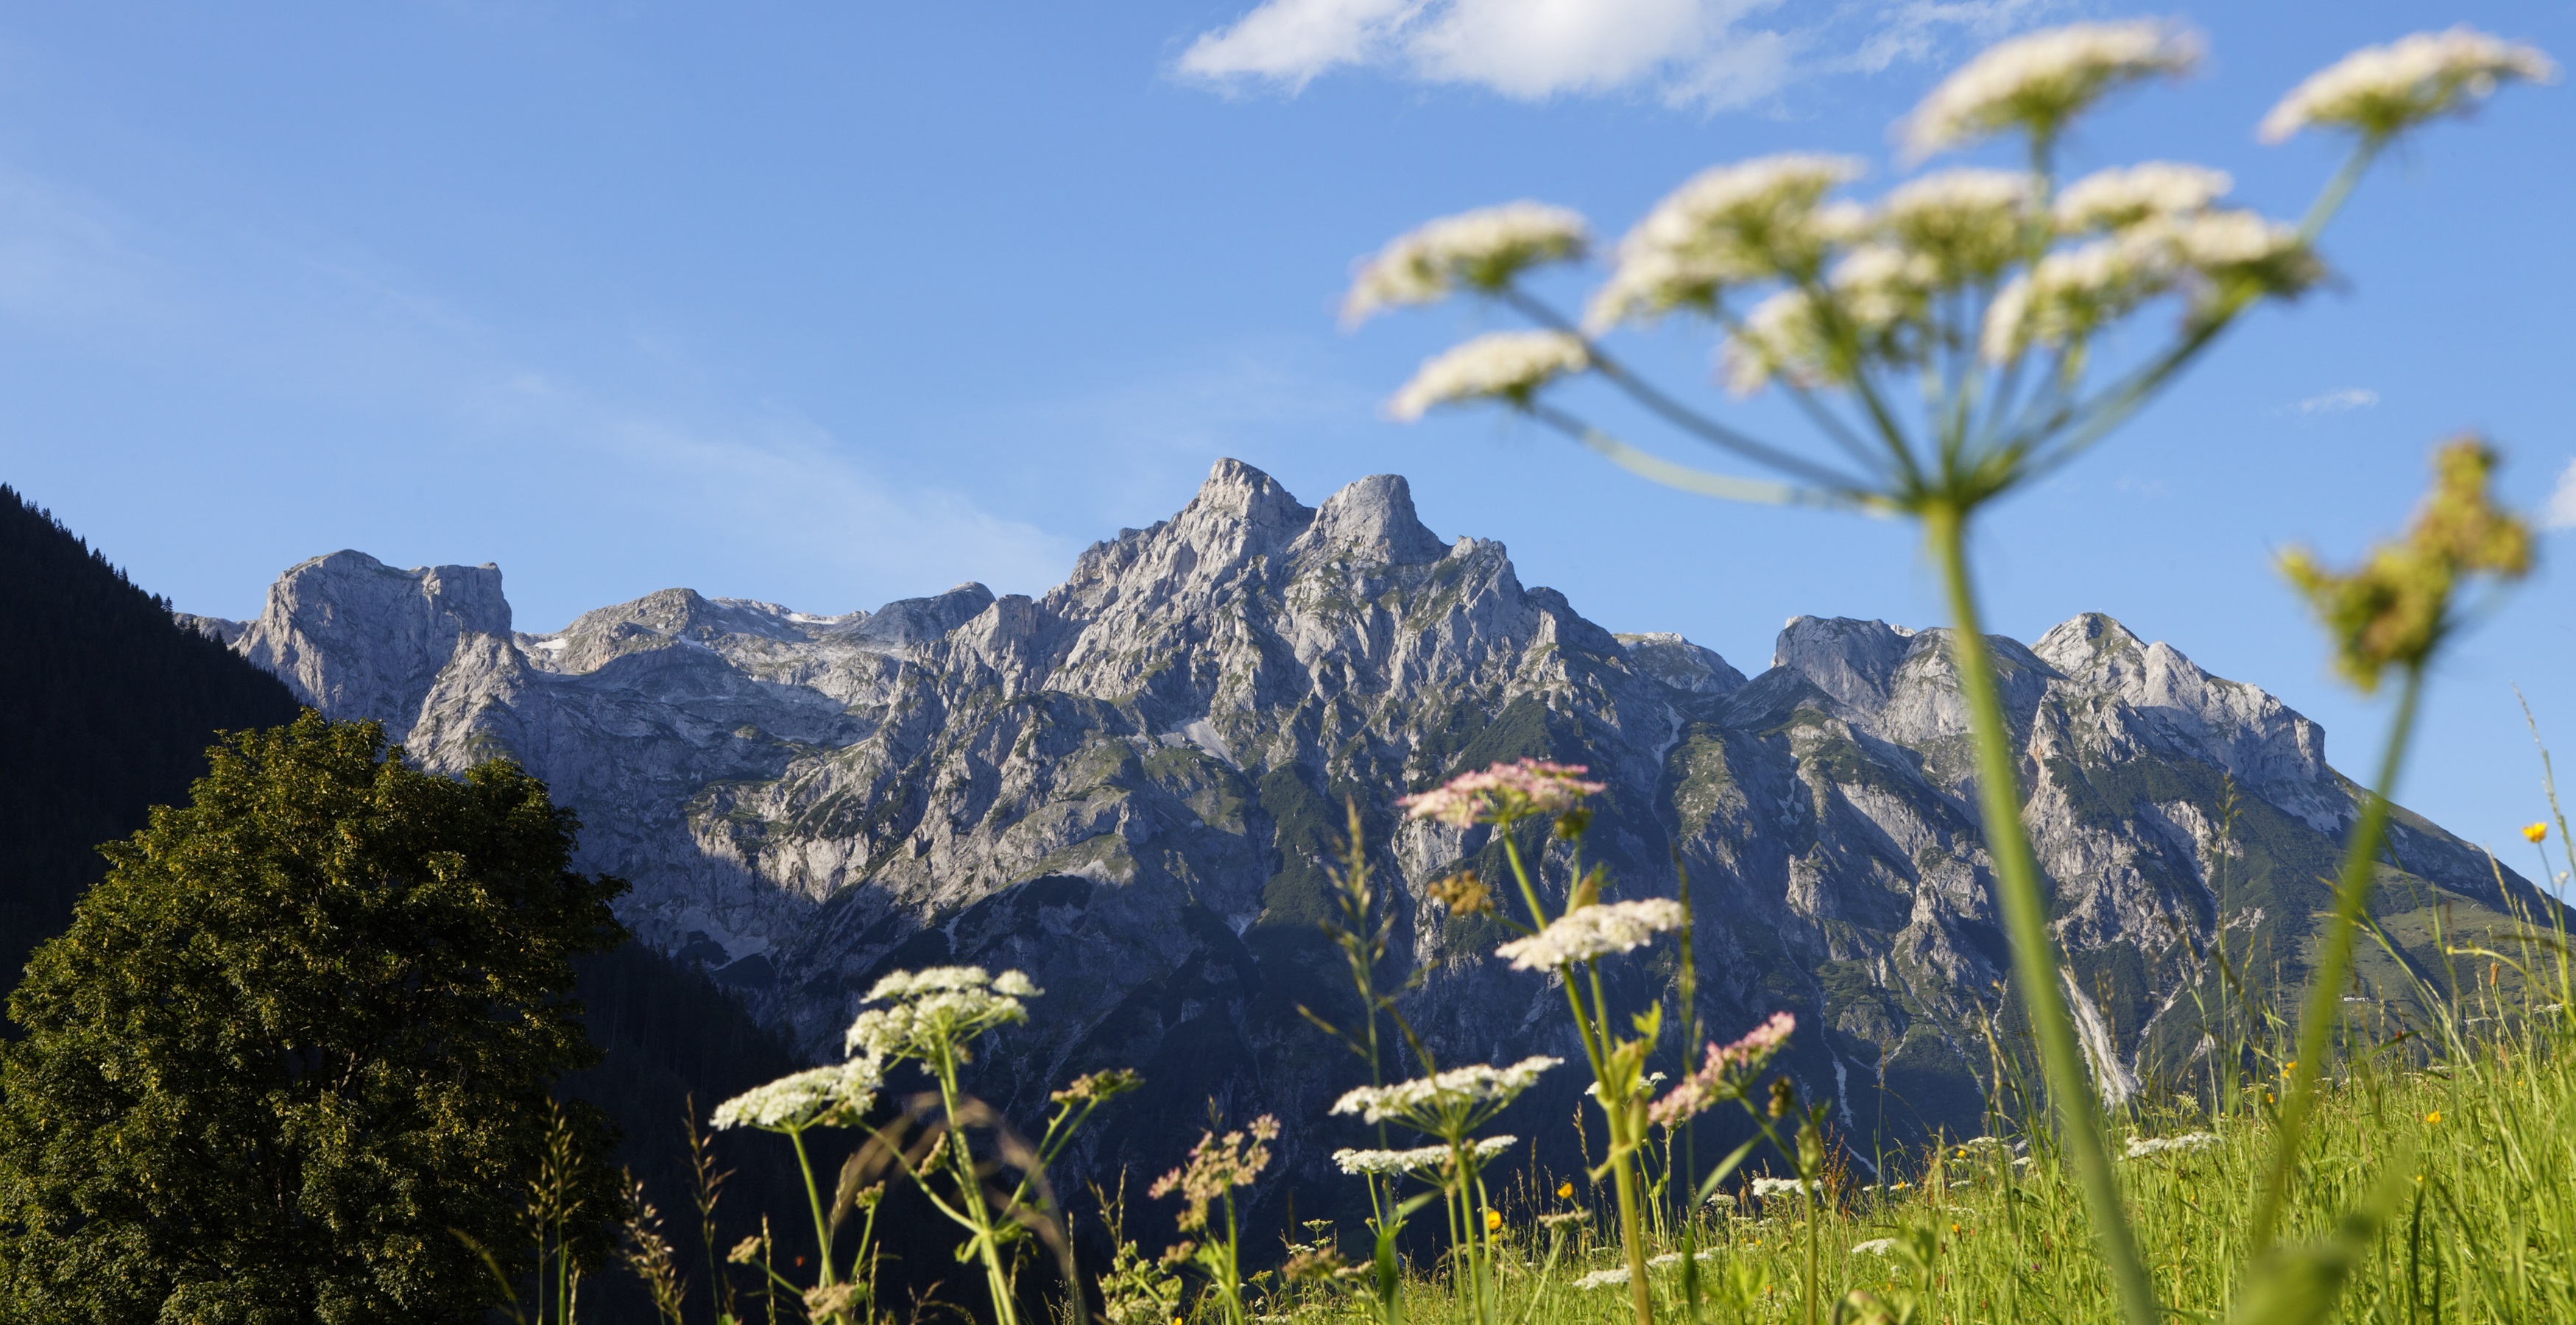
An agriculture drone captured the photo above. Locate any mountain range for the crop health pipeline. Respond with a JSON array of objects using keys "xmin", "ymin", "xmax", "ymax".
[{"xmin": 179, "ymin": 459, "xmax": 2544, "ymax": 1190}]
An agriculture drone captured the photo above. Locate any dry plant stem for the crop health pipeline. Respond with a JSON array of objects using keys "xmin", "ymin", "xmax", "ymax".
[
  {"xmin": 2251, "ymin": 661, "xmax": 2424, "ymax": 1257},
  {"xmin": 1924, "ymin": 499, "xmax": 2157, "ymax": 1325}
]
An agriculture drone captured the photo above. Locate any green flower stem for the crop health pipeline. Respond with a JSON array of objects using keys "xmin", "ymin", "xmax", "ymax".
[
  {"xmin": 934, "ymin": 1047, "xmax": 1020, "ymax": 1325},
  {"xmin": 2251, "ymin": 660, "xmax": 2424, "ymax": 1257},
  {"xmin": 1924, "ymin": 498, "xmax": 2156, "ymax": 1325},
  {"xmin": 785, "ymin": 1125, "xmax": 838, "ymax": 1291}
]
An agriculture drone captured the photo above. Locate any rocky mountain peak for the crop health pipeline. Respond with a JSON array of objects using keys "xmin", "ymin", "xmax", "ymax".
[
  {"xmin": 1771, "ymin": 615, "xmax": 1921, "ymax": 710},
  {"xmin": 235, "ymin": 551, "xmax": 511, "ymax": 741},
  {"xmin": 1296, "ymin": 473, "xmax": 1447, "ymax": 565}
]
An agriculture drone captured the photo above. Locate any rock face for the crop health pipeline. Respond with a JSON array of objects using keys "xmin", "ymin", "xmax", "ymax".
[{"xmin": 190, "ymin": 459, "xmax": 2541, "ymax": 1191}]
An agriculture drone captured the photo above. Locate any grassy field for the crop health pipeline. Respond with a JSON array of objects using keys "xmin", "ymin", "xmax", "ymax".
[{"xmin": 1245, "ymin": 977, "xmax": 2576, "ymax": 1323}]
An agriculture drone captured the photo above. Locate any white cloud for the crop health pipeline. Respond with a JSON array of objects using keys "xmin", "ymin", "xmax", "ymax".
[
  {"xmin": 1175, "ymin": 0, "xmax": 2056, "ymax": 107},
  {"xmin": 2545, "ymin": 458, "xmax": 2576, "ymax": 531},
  {"xmin": 2274, "ymin": 387, "xmax": 2379, "ymax": 417}
]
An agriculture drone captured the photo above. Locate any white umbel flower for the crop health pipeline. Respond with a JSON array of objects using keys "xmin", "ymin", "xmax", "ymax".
[
  {"xmin": 1852, "ymin": 1237, "xmax": 1897, "ymax": 1255},
  {"xmin": 1574, "ymin": 1267, "xmax": 1631, "ymax": 1290},
  {"xmin": 1495, "ymin": 899, "xmax": 1688, "ymax": 970},
  {"xmin": 2261, "ymin": 27, "xmax": 2556, "ymax": 143},
  {"xmin": 1344, "ymin": 202, "xmax": 1589, "ymax": 324},
  {"xmin": 1751, "ymin": 1176, "xmax": 1818, "ymax": 1199},
  {"xmin": 1587, "ymin": 155, "xmax": 1866, "ymax": 329},
  {"xmin": 1721, "ymin": 288, "xmax": 1828, "ymax": 395},
  {"xmin": 1903, "ymin": 21, "xmax": 2202, "ymax": 158},
  {"xmin": 1980, "ymin": 235, "xmax": 2178, "ymax": 361},
  {"xmin": 710, "ymin": 1057, "xmax": 885, "ymax": 1131},
  {"xmin": 2054, "ymin": 163, "xmax": 2233, "ymax": 232},
  {"xmin": 1330, "ymin": 1135, "xmax": 1517, "ymax": 1176},
  {"xmin": 1388, "ymin": 331, "xmax": 1589, "ymax": 420},
  {"xmin": 1878, "ymin": 169, "xmax": 2039, "ymax": 280},
  {"xmin": 1330, "ymin": 1057, "xmax": 1562, "ymax": 1126},
  {"xmin": 844, "ymin": 965, "xmax": 1038, "ymax": 1061},
  {"xmin": 2157, "ymin": 209, "xmax": 2322, "ymax": 295},
  {"xmin": 2122, "ymin": 1131, "xmax": 2220, "ymax": 1159}
]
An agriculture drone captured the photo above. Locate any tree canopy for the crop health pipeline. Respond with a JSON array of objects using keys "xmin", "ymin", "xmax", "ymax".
[{"xmin": 0, "ymin": 712, "xmax": 629, "ymax": 1324}]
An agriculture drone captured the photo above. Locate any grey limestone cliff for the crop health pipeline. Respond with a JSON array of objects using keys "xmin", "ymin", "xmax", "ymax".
[{"xmin": 188, "ymin": 459, "xmax": 2544, "ymax": 1195}]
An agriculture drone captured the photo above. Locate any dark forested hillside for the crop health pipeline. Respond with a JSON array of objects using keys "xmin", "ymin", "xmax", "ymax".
[{"xmin": 0, "ymin": 486, "xmax": 303, "ymax": 986}]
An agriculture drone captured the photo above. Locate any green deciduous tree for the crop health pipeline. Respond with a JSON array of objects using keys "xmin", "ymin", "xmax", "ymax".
[{"xmin": 0, "ymin": 711, "xmax": 630, "ymax": 1324}]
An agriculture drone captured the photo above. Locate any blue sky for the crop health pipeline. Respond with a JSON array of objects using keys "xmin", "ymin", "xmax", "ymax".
[{"xmin": 1, "ymin": 1, "xmax": 2571, "ymax": 865}]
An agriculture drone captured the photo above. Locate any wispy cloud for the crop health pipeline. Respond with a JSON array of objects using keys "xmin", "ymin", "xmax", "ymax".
[
  {"xmin": 2271, "ymin": 387, "xmax": 2380, "ymax": 417},
  {"xmin": 1173, "ymin": 0, "xmax": 2059, "ymax": 108},
  {"xmin": 2546, "ymin": 458, "xmax": 2576, "ymax": 532}
]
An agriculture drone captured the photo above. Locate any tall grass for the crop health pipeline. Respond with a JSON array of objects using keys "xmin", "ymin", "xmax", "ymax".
[{"xmin": 1260, "ymin": 995, "xmax": 2576, "ymax": 1322}]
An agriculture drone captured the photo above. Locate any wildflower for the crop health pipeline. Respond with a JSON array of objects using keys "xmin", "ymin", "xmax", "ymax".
[
  {"xmin": 1751, "ymin": 1176, "xmax": 1817, "ymax": 1200},
  {"xmin": 1282, "ymin": 1246, "xmax": 1347, "ymax": 1283},
  {"xmin": 710, "ymin": 1058, "xmax": 884, "ymax": 1131},
  {"xmin": 1585, "ymin": 1072, "xmax": 1667, "ymax": 1100},
  {"xmin": 2122, "ymin": 1131, "xmax": 2219, "ymax": 1159},
  {"xmin": 1574, "ymin": 1267, "xmax": 1632, "ymax": 1290},
  {"xmin": 1494, "ymin": 899, "xmax": 1687, "ymax": 970},
  {"xmin": 1980, "ymin": 233, "xmax": 2176, "ymax": 361},
  {"xmin": 1388, "ymin": 331, "xmax": 1590, "ymax": 421},
  {"xmin": 1400, "ymin": 758, "xmax": 1606, "ymax": 827},
  {"xmin": 804, "ymin": 1283, "xmax": 861, "ymax": 1320},
  {"xmin": 2280, "ymin": 437, "xmax": 2533, "ymax": 691},
  {"xmin": 2155, "ymin": 208, "xmax": 2323, "ymax": 300},
  {"xmin": 1426, "ymin": 869, "xmax": 1494, "ymax": 917},
  {"xmin": 1052, "ymin": 1068, "xmax": 1144, "ymax": 1104},
  {"xmin": 1648, "ymin": 1250, "xmax": 1718, "ymax": 1268},
  {"xmin": 1331, "ymin": 1058, "xmax": 1560, "ymax": 1129},
  {"xmin": 1852, "ymin": 1237, "xmax": 1897, "ymax": 1256},
  {"xmin": 1344, "ymin": 202, "xmax": 1590, "ymax": 324},
  {"xmin": 1878, "ymin": 169, "xmax": 2038, "ymax": 282},
  {"xmin": 1539, "ymin": 1209, "xmax": 1589, "ymax": 1229},
  {"xmin": 1650, "ymin": 1011, "xmax": 1797, "ymax": 1126},
  {"xmin": 727, "ymin": 1235, "xmax": 763, "ymax": 1265},
  {"xmin": 1721, "ymin": 287, "xmax": 1831, "ymax": 395},
  {"xmin": 2424, "ymin": 1110, "xmax": 2442, "ymax": 1125},
  {"xmin": 1587, "ymin": 155, "xmax": 1867, "ymax": 328},
  {"xmin": 1330, "ymin": 1136, "xmax": 1517, "ymax": 1176},
  {"xmin": 1151, "ymin": 1114, "xmax": 1280, "ymax": 1232},
  {"xmin": 1557, "ymin": 1181, "xmax": 1575, "ymax": 1200},
  {"xmin": 1484, "ymin": 1209, "xmax": 1503, "ymax": 1234},
  {"xmin": 2260, "ymin": 28, "xmax": 2557, "ymax": 144},
  {"xmin": 2054, "ymin": 163, "xmax": 2231, "ymax": 232},
  {"xmin": 1827, "ymin": 244, "xmax": 1939, "ymax": 342},
  {"xmin": 2525, "ymin": 822, "xmax": 2550, "ymax": 844},
  {"xmin": 1902, "ymin": 21, "xmax": 2202, "ymax": 158},
  {"xmin": 844, "ymin": 965, "xmax": 1037, "ymax": 1061}
]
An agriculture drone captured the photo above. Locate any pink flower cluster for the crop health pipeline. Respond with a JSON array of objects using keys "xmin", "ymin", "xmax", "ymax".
[
  {"xmin": 1648, "ymin": 1011, "xmax": 1797, "ymax": 1128},
  {"xmin": 1399, "ymin": 759, "xmax": 1608, "ymax": 827}
]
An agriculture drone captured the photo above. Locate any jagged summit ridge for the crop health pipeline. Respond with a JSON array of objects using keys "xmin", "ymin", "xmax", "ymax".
[{"xmin": 187, "ymin": 458, "xmax": 2537, "ymax": 1171}]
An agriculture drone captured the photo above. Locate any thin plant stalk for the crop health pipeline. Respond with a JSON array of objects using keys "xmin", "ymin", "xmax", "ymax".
[
  {"xmin": 2250, "ymin": 662, "xmax": 2427, "ymax": 1256},
  {"xmin": 1924, "ymin": 498, "xmax": 2156, "ymax": 1325}
]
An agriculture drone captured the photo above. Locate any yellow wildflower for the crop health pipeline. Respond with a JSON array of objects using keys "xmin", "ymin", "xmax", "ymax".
[
  {"xmin": 2525, "ymin": 822, "xmax": 2550, "ymax": 844},
  {"xmin": 2425, "ymin": 1110, "xmax": 2441, "ymax": 1125},
  {"xmin": 1486, "ymin": 1209, "xmax": 1503, "ymax": 1234},
  {"xmin": 1558, "ymin": 1181, "xmax": 1575, "ymax": 1200}
]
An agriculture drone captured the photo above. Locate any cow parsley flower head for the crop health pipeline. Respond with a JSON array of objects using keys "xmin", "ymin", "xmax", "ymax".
[
  {"xmin": 1904, "ymin": 21, "xmax": 2202, "ymax": 158},
  {"xmin": 1344, "ymin": 202, "xmax": 1590, "ymax": 324},
  {"xmin": 2261, "ymin": 28, "xmax": 2556, "ymax": 144},
  {"xmin": 1575, "ymin": 1267, "xmax": 1632, "ymax": 1291},
  {"xmin": 2155, "ymin": 209, "xmax": 2324, "ymax": 299},
  {"xmin": 1827, "ymin": 244, "xmax": 1940, "ymax": 339},
  {"xmin": 1649, "ymin": 1011, "xmax": 1797, "ymax": 1127},
  {"xmin": 2054, "ymin": 163, "xmax": 2232, "ymax": 233},
  {"xmin": 2122, "ymin": 1131, "xmax": 2220, "ymax": 1159},
  {"xmin": 1587, "ymin": 155, "xmax": 1866, "ymax": 329},
  {"xmin": 1721, "ymin": 287, "xmax": 1830, "ymax": 395},
  {"xmin": 1852, "ymin": 1237, "xmax": 1898, "ymax": 1256},
  {"xmin": 1495, "ymin": 899, "xmax": 1687, "ymax": 971},
  {"xmin": 1400, "ymin": 758, "xmax": 1606, "ymax": 827},
  {"xmin": 1330, "ymin": 1136, "xmax": 1517, "ymax": 1177},
  {"xmin": 1388, "ymin": 331, "xmax": 1589, "ymax": 421},
  {"xmin": 1979, "ymin": 235, "xmax": 2181, "ymax": 361},
  {"xmin": 1330, "ymin": 1057, "xmax": 1561, "ymax": 1134},
  {"xmin": 1751, "ymin": 1175, "xmax": 1818, "ymax": 1200},
  {"xmin": 1878, "ymin": 169, "xmax": 2039, "ymax": 281},
  {"xmin": 710, "ymin": 1057, "xmax": 886, "ymax": 1132},
  {"xmin": 844, "ymin": 965, "xmax": 1038, "ymax": 1061}
]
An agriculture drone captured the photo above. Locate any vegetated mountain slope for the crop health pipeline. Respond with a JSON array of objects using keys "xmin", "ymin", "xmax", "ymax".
[
  {"xmin": 186, "ymin": 459, "xmax": 2544, "ymax": 1192},
  {"xmin": 0, "ymin": 487, "xmax": 810, "ymax": 1315},
  {"xmin": 0, "ymin": 484, "xmax": 303, "ymax": 986}
]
